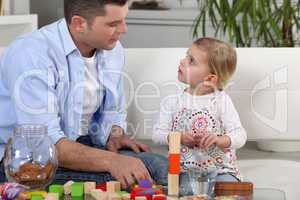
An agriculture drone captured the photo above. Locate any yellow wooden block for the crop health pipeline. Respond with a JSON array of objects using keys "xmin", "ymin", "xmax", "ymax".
[
  {"xmin": 168, "ymin": 173, "xmax": 179, "ymax": 196},
  {"xmin": 23, "ymin": 191, "xmax": 48, "ymax": 198},
  {"xmin": 107, "ymin": 181, "xmax": 121, "ymax": 192},
  {"xmin": 169, "ymin": 132, "xmax": 181, "ymax": 154},
  {"xmin": 84, "ymin": 181, "xmax": 96, "ymax": 194}
]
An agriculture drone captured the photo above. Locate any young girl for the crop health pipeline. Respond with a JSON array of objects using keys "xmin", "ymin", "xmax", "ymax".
[{"xmin": 153, "ymin": 38, "xmax": 247, "ymax": 184}]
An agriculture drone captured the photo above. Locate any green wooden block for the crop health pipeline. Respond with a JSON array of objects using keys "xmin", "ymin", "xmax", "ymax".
[
  {"xmin": 49, "ymin": 184, "xmax": 64, "ymax": 198},
  {"xmin": 117, "ymin": 191, "xmax": 129, "ymax": 197},
  {"xmin": 71, "ymin": 197, "xmax": 84, "ymax": 200},
  {"xmin": 71, "ymin": 182, "xmax": 84, "ymax": 197},
  {"xmin": 31, "ymin": 195, "xmax": 43, "ymax": 200}
]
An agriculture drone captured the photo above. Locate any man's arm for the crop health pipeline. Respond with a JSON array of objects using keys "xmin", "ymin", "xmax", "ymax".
[
  {"xmin": 56, "ymin": 138, "xmax": 152, "ymax": 188},
  {"xmin": 106, "ymin": 125, "xmax": 151, "ymax": 153},
  {"xmin": 56, "ymin": 138, "xmax": 113, "ymax": 172}
]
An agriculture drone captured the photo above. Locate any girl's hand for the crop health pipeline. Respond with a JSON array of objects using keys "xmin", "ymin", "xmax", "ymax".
[
  {"xmin": 194, "ymin": 133, "xmax": 219, "ymax": 149},
  {"xmin": 181, "ymin": 132, "xmax": 196, "ymax": 148},
  {"xmin": 195, "ymin": 132, "xmax": 231, "ymax": 149}
]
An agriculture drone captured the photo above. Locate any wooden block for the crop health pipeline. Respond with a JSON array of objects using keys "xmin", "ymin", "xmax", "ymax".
[
  {"xmin": 71, "ymin": 182, "xmax": 84, "ymax": 197},
  {"xmin": 107, "ymin": 181, "xmax": 121, "ymax": 193},
  {"xmin": 91, "ymin": 190, "xmax": 107, "ymax": 200},
  {"xmin": 214, "ymin": 182, "xmax": 253, "ymax": 197},
  {"xmin": 135, "ymin": 197, "xmax": 147, "ymax": 200},
  {"xmin": 23, "ymin": 191, "xmax": 48, "ymax": 198},
  {"xmin": 153, "ymin": 194, "xmax": 167, "ymax": 200},
  {"xmin": 168, "ymin": 132, "xmax": 181, "ymax": 154},
  {"xmin": 85, "ymin": 182, "xmax": 96, "ymax": 194},
  {"xmin": 168, "ymin": 174, "xmax": 179, "ymax": 196},
  {"xmin": 214, "ymin": 181, "xmax": 253, "ymax": 191},
  {"xmin": 31, "ymin": 195, "xmax": 43, "ymax": 200},
  {"xmin": 109, "ymin": 192, "xmax": 122, "ymax": 200},
  {"xmin": 121, "ymin": 193, "xmax": 131, "ymax": 200},
  {"xmin": 63, "ymin": 180, "xmax": 74, "ymax": 195},
  {"xmin": 167, "ymin": 196, "xmax": 179, "ymax": 200},
  {"xmin": 49, "ymin": 185, "xmax": 64, "ymax": 198},
  {"xmin": 45, "ymin": 193, "xmax": 59, "ymax": 200},
  {"xmin": 116, "ymin": 191, "xmax": 129, "ymax": 197},
  {"xmin": 168, "ymin": 154, "xmax": 180, "ymax": 174}
]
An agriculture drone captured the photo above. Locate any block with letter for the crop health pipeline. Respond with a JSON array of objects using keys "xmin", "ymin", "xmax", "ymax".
[
  {"xmin": 107, "ymin": 181, "xmax": 121, "ymax": 193},
  {"xmin": 63, "ymin": 180, "xmax": 74, "ymax": 195},
  {"xmin": 85, "ymin": 181, "xmax": 96, "ymax": 194}
]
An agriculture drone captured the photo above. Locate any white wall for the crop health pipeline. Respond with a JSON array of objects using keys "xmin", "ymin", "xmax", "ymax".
[
  {"xmin": 128, "ymin": 0, "xmax": 198, "ymax": 9},
  {"xmin": 12, "ymin": 0, "xmax": 30, "ymax": 14},
  {"xmin": 3, "ymin": 0, "xmax": 30, "ymax": 15}
]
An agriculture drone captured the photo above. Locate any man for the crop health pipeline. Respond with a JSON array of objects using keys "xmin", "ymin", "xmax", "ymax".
[{"xmin": 0, "ymin": 0, "xmax": 168, "ymax": 188}]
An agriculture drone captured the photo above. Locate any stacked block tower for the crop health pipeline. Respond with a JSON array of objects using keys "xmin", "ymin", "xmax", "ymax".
[{"xmin": 168, "ymin": 132, "xmax": 181, "ymax": 197}]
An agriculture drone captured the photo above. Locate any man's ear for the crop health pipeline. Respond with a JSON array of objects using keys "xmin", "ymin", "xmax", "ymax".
[{"xmin": 70, "ymin": 15, "xmax": 88, "ymax": 33}]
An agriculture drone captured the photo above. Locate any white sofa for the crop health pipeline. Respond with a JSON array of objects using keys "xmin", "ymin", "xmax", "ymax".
[
  {"xmin": 1, "ymin": 47, "xmax": 300, "ymax": 199},
  {"xmin": 124, "ymin": 48, "xmax": 300, "ymax": 200}
]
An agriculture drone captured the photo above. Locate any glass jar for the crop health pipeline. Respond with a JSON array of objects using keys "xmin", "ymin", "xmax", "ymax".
[
  {"xmin": 4, "ymin": 124, "xmax": 58, "ymax": 190},
  {"xmin": 179, "ymin": 169, "xmax": 216, "ymax": 198}
]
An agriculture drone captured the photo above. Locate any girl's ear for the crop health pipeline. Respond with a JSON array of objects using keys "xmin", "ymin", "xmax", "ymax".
[
  {"xmin": 205, "ymin": 74, "xmax": 219, "ymax": 85},
  {"xmin": 203, "ymin": 74, "xmax": 219, "ymax": 89}
]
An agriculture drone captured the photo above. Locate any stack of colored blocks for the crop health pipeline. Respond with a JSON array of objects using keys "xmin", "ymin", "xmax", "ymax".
[
  {"xmin": 130, "ymin": 179, "xmax": 166, "ymax": 200},
  {"xmin": 168, "ymin": 132, "xmax": 181, "ymax": 197}
]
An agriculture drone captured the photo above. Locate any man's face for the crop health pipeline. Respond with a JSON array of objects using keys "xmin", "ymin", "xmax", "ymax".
[{"xmin": 83, "ymin": 3, "xmax": 129, "ymax": 50}]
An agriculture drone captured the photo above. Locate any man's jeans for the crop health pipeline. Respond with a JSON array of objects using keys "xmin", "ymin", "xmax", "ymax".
[{"xmin": 0, "ymin": 136, "xmax": 168, "ymax": 186}]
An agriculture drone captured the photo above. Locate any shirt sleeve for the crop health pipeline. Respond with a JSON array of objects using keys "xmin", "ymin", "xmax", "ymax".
[
  {"xmin": 2, "ymin": 48, "xmax": 66, "ymax": 145},
  {"xmin": 152, "ymin": 95, "xmax": 178, "ymax": 145},
  {"xmin": 219, "ymin": 93, "xmax": 247, "ymax": 149}
]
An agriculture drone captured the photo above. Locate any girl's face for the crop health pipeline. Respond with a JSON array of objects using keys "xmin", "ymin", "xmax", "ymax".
[{"xmin": 178, "ymin": 44, "xmax": 213, "ymax": 89}]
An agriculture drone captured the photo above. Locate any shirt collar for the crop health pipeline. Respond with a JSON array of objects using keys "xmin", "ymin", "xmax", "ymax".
[
  {"xmin": 58, "ymin": 18, "xmax": 109, "ymax": 59},
  {"xmin": 58, "ymin": 18, "xmax": 78, "ymax": 56}
]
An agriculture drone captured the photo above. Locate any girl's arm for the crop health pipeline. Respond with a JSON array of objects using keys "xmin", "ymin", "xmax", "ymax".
[
  {"xmin": 220, "ymin": 93, "xmax": 247, "ymax": 149},
  {"xmin": 152, "ymin": 95, "xmax": 179, "ymax": 145}
]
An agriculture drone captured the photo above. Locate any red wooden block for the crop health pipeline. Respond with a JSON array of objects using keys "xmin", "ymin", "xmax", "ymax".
[
  {"xmin": 169, "ymin": 154, "xmax": 180, "ymax": 174},
  {"xmin": 131, "ymin": 192, "xmax": 152, "ymax": 200},
  {"xmin": 153, "ymin": 195, "xmax": 167, "ymax": 200},
  {"xmin": 96, "ymin": 183, "xmax": 107, "ymax": 191}
]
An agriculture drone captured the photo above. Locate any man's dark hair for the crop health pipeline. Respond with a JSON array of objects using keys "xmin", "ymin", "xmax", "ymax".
[{"xmin": 64, "ymin": 0, "xmax": 128, "ymax": 24}]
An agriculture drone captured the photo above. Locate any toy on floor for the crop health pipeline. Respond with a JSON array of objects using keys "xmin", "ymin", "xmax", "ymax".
[
  {"xmin": 130, "ymin": 179, "xmax": 165, "ymax": 200},
  {"xmin": 0, "ymin": 182, "xmax": 29, "ymax": 200}
]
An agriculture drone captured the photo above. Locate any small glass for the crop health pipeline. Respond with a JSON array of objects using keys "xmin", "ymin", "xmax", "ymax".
[
  {"xmin": 187, "ymin": 170, "xmax": 216, "ymax": 198},
  {"xmin": 4, "ymin": 124, "xmax": 58, "ymax": 190}
]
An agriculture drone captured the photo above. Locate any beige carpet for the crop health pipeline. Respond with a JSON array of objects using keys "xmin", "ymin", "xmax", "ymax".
[{"xmin": 238, "ymin": 159, "xmax": 300, "ymax": 200}]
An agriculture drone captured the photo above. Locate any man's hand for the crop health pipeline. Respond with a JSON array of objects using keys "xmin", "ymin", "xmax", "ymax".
[
  {"xmin": 106, "ymin": 126, "xmax": 151, "ymax": 153},
  {"xmin": 108, "ymin": 153, "xmax": 153, "ymax": 189}
]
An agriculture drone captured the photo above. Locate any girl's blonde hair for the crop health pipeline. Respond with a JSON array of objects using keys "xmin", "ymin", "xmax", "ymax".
[{"xmin": 194, "ymin": 37, "xmax": 237, "ymax": 90}]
